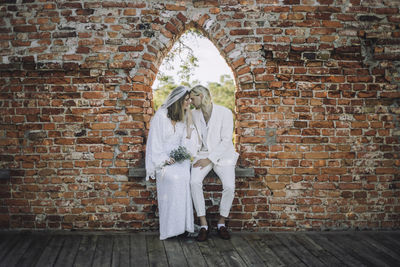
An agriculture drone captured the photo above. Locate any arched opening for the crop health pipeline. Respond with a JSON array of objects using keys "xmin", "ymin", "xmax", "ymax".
[
  {"xmin": 151, "ymin": 29, "xmax": 236, "ymax": 114},
  {"xmin": 128, "ymin": 15, "xmax": 256, "ymax": 174}
]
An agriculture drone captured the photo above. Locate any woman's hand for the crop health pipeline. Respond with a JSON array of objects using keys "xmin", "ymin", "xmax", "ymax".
[
  {"xmin": 165, "ymin": 158, "xmax": 175, "ymax": 165},
  {"xmin": 185, "ymin": 106, "xmax": 194, "ymax": 139},
  {"xmin": 185, "ymin": 105, "xmax": 193, "ymax": 126},
  {"xmin": 193, "ymin": 158, "xmax": 211, "ymax": 169}
]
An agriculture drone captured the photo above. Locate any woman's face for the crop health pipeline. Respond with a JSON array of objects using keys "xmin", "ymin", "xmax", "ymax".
[{"xmin": 182, "ymin": 94, "xmax": 191, "ymax": 110}]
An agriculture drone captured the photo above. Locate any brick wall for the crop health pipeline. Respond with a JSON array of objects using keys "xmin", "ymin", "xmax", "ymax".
[{"xmin": 0, "ymin": 0, "xmax": 399, "ymax": 231}]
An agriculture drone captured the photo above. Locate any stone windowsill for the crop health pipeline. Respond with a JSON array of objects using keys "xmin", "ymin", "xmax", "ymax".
[
  {"xmin": 0, "ymin": 168, "xmax": 255, "ymax": 180},
  {"xmin": 128, "ymin": 167, "xmax": 255, "ymax": 178}
]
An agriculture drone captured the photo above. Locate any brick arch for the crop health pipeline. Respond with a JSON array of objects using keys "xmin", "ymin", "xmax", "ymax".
[
  {"xmin": 129, "ymin": 13, "xmax": 256, "ymax": 95},
  {"xmin": 126, "ymin": 12, "xmax": 259, "ymax": 168},
  {"xmin": 125, "ymin": 13, "xmax": 260, "ymax": 227}
]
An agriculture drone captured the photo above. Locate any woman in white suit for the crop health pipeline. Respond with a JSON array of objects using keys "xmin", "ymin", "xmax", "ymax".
[{"xmin": 189, "ymin": 85, "xmax": 239, "ymax": 242}]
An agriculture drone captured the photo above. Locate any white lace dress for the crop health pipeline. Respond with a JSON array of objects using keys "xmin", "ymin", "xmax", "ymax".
[{"xmin": 145, "ymin": 108, "xmax": 198, "ymax": 240}]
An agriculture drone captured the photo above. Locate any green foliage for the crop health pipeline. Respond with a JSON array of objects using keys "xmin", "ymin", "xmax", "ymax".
[
  {"xmin": 156, "ymin": 29, "xmax": 202, "ymax": 87},
  {"xmin": 152, "ymin": 76, "xmax": 175, "ymax": 110},
  {"xmin": 207, "ymin": 74, "xmax": 236, "ymax": 113},
  {"xmin": 169, "ymin": 146, "xmax": 192, "ymax": 163},
  {"xmin": 178, "ymin": 53, "xmax": 199, "ymax": 84}
]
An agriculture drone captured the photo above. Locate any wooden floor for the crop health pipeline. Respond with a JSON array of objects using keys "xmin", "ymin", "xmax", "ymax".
[{"xmin": 0, "ymin": 230, "xmax": 399, "ymax": 267}]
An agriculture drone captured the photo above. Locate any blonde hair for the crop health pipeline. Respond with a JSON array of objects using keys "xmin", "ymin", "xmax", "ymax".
[{"xmin": 191, "ymin": 85, "xmax": 212, "ymax": 107}]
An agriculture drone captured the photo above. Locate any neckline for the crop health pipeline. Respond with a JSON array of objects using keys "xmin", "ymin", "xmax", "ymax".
[{"xmin": 169, "ymin": 118, "xmax": 183, "ymax": 133}]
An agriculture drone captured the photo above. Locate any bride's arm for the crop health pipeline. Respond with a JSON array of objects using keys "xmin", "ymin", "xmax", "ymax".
[
  {"xmin": 182, "ymin": 108, "xmax": 200, "ymax": 156},
  {"xmin": 146, "ymin": 111, "xmax": 170, "ymax": 178}
]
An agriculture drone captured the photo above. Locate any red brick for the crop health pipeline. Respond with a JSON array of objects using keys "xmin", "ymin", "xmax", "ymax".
[
  {"xmin": 118, "ymin": 45, "xmax": 144, "ymax": 52},
  {"xmin": 309, "ymin": 121, "xmax": 334, "ymax": 128},
  {"xmin": 295, "ymin": 168, "xmax": 319, "ymax": 174},
  {"xmin": 268, "ymin": 168, "xmax": 293, "ymax": 175},
  {"xmin": 313, "ymin": 183, "xmax": 336, "ymax": 190},
  {"xmin": 94, "ymin": 152, "xmax": 114, "ymax": 159},
  {"xmin": 310, "ymin": 28, "xmax": 336, "ymax": 35},
  {"xmin": 197, "ymin": 14, "xmax": 210, "ymax": 26},
  {"xmin": 91, "ymin": 123, "xmax": 116, "ymax": 130},
  {"xmin": 277, "ymin": 152, "xmax": 302, "ymax": 159},
  {"xmin": 165, "ymin": 4, "xmax": 186, "ymax": 11},
  {"xmin": 322, "ymin": 76, "xmax": 345, "ymax": 83},
  {"xmin": 82, "ymin": 92, "xmax": 106, "ymax": 99},
  {"xmin": 373, "ymin": 8, "xmax": 398, "ymax": 14},
  {"xmin": 121, "ymin": 213, "xmax": 146, "ymax": 220},
  {"xmin": 376, "ymin": 168, "xmax": 398, "ymax": 174},
  {"xmin": 177, "ymin": 12, "xmax": 188, "ymax": 23},
  {"xmin": 304, "ymin": 152, "xmax": 329, "ymax": 159},
  {"xmin": 109, "ymin": 61, "xmax": 136, "ymax": 69},
  {"xmin": 256, "ymin": 28, "xmax": 283, "ymax": 34},
  {"xmin": 123, "ymin": 9, "xmax": 136, "ymax": 15},
  {"xmin": 14, "ymin": 25, "xmax": 37, "ymax": 32},
  {"xmin": 230, "ymin": 29, "xmax": 252, "ymax": 35},
  {"xmin": 331, "ymin": 152, "xmax": 355, "ymax": 159},
  {"xmin": 322, "ymin": 168, "xmax": 347, "ymax": 174},
  {"xmin": 338, "ymin": 183, "xmax": 362, "ymax": 190},
  {"xmin": 54, "ymin": 138, "xmax": 74, "ymax": 145}
]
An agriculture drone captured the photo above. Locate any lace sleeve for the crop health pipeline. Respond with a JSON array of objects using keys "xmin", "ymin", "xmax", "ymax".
[{"xmin": 145, "ymin": 110, "xmax": 170, "ymax": 180}]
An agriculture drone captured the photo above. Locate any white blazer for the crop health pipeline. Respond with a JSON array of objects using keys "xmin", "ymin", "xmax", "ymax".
[{"xmin": 191, "ymin": 104, "xmax": 239, "ymax": 166}]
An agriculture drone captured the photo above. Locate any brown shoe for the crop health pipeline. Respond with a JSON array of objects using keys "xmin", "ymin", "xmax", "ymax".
[
  {"xmin": 196, "ymin": 227, "xmax": 209, "ymax": 242},
  {"xmin": 217, "ymin": 226, "xmax": 230, "ymax": 240}
]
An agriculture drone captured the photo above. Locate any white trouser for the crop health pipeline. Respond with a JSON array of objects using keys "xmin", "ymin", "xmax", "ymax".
[{"xmin": 190, "ymin": 156, "xmax": 235, "ymax": 218}]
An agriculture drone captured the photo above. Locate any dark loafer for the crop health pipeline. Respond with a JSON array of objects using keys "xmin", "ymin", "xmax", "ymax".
[
  {"xmin": 217, "ymin": 226, "xmax": 230, "ymax": 240},
  {"xmin": 196, "ymin": 227, "xmax": 209, "ymax": 242},
  {"xmin": 178, "ymin": 231, "xmax": 189, "ymax": 238}
]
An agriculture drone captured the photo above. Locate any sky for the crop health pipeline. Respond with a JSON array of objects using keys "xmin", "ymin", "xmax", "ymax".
[{"xmin": 152, "ymin": 32, "xmax": 234, "ymax": 89}]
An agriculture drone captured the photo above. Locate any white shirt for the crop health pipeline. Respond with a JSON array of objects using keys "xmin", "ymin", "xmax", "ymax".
[{"xmin": 199, "ymin": 111, "xmax": 209, "ymax": 152}]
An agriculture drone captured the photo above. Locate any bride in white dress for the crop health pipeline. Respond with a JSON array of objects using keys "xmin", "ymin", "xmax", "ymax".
[{"xmin": 145, "ymin": 86, "xmax": 199, "ymax": 240}]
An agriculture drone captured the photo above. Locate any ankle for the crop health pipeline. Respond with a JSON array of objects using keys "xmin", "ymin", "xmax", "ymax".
[
  {"xmin": 218, "ymin": 219, "xmax": 225, "ymax": 225},
  {"xmin": 217, "ymin": 223, "xmax": 225, "ymax": 230},
  {"xmin": 199, "ymin": 216, "xmax": 207, "ymax": 227}
]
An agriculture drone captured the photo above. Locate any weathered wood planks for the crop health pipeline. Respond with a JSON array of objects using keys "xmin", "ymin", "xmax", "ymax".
[{"xmin": 0, "ymin": 231, "xmax": 399, "ymax": 267}]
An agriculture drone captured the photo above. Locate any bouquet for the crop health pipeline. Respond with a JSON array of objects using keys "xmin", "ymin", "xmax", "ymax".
[{"xmin": 168, "ymin": 146, "xmax": 192, "ymax": 164}]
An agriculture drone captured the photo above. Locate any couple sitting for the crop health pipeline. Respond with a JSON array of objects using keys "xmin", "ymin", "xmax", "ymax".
[{"xmin": 145, "ymin": 85, "xmax": 239, "ymax": 241}]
